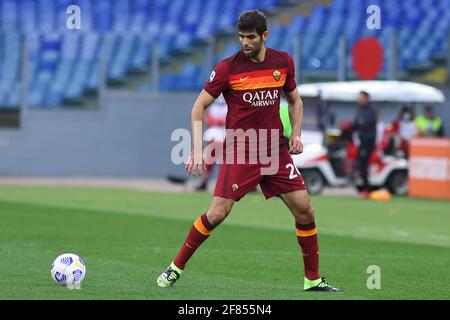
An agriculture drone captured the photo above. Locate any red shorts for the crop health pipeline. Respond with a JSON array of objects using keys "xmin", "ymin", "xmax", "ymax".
[{"xmin": 214, "ymin": 145, "xmax": 306, "ymax": 201}]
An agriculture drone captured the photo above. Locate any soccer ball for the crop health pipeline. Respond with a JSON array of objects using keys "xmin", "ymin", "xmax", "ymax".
[{"xmin": 50, "ymin": 253, "xmax": 86, "ymax": 289}]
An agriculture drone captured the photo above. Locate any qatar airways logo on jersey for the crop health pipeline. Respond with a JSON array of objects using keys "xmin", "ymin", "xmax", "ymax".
[{"xmin": 243, "ymin": 89, "xmax": 279, "ymax": 107}]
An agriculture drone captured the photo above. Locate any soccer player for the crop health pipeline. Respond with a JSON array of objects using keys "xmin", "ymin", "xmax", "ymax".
[{"xmin": 157, "ymin": 10, "xmax": 341, "ymax": 292}]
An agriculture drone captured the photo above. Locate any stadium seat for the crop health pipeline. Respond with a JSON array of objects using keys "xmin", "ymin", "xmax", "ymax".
[{"xmin": 0, "ymin": 0, "xmax": 449, "ymax": 107}]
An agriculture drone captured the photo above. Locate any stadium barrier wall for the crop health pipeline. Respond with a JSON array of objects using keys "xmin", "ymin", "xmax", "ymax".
[
  {"xmin": 409, "ymin": 138, "xmax": 450, "ymax": 200},
  {"xmin": 0, "ymin": 91, "xmax": 196, "ymax": 178},
  {"xmin": 1, "ymin": 86, "xmax": 449, "ymax": 179}
]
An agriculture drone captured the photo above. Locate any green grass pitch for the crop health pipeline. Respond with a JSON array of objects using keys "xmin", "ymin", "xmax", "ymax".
[{"xmin": 0, "ymin": 186, "xmax": 449, "ymax": 300}]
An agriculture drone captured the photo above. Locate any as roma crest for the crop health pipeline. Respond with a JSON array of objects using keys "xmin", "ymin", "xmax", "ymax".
[{"xmin": 272, "ymin": 70, "xmax": 281, "ymax": 81}]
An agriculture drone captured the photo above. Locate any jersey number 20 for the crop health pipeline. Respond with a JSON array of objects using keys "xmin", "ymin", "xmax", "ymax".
[{"xmin": 286, "ymin": 163, "xmax": 301, "ymax": 179}]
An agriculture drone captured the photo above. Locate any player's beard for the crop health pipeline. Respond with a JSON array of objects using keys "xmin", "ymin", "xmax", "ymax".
[{"xmin": 243, "ymin": 41, "xmax": 263, "ymax": 59}]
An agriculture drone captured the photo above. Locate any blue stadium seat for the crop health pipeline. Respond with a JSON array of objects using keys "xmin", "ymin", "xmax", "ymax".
[
  {"xmin": 1, "ymin": 0, "xmax": 449, "ymax": 106},
  {"xmin": 86, "ymin": 60, "xmax": 99, "ymax": 90},
  {"xmin": 20, "ymin": 0, "xmax": 37, "ymax": 33},
  {"xmin": 0, "ymin": 0, "xmax": 19, "ymax": 32},
  {"xmin": 129, "ymin": 0, "xmax": 150, "ymax": 33},
  {"xmin": 217, "ymin": 0, "xmax": 239, "ymax": 31},
  {"xmin": 130, "ymin": 36, "xmax": 151, "ymax": 70},
  {"xmin": 37, "ymin": 0, "xmax": 57, "ymax": 33},
  {"xmin": 94, "ymin": 0, "xmax": 112, "ymax": 33},
  {"xmin": 0, "ymin": 33, "xmax": 21, "ymax": 102},
  {"xmin": 109, "ymin": 35, "xmax": 136, "ymax": 79}
]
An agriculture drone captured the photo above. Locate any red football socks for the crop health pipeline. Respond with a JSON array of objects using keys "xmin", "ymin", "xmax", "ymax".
[
  {"xmin": 173, "ymin": 213, "xmax": 216, "ymax": 270},
  {"xmin": 295, "ymin": 222, "xmax": 320, "ymax": 281}
]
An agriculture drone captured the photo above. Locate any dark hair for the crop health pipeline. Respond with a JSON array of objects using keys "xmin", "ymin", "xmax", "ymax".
[
  {"xmin": 425, "ymin": 105, "xmax": 434, "ymax": 113},
  {"xmin": 237, "ymin": 10, "xmax": 268, "ymax": 36},
  {"xmin": 359, "ymin": 91, "xmax": 370, "ymax": 98},
  {"xmin": 400, "ymin": 105, "xmax": 411, "ymax": 113},
  {"xmin": 400, "ymin": 105, "xmax": 414, "ymax": 118}
]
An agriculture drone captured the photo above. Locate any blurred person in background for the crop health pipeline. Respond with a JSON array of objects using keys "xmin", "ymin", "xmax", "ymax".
[
  {"xmin": 353, "ymin": 91, "xmax": 377, "ymax": 199},
  {"xmin": 197, "ymin": 95, "xmax": 228, "ymax": 191},
  {"xmin": 391, "ymin": 106, "xmax": 418, "ymax": 158},
  {"xmin": 339, "ymin": 120, "xmax": 359, "ymax": 178},
  {"xmin": 415, "ymin": 106, "xmax": 444, "ymax": 137}
]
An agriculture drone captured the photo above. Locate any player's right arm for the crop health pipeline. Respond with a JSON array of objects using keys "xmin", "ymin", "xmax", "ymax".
[
  {"xmin": 186, "ymin": 60, "xmax": 229, "ymax": 177},
  {"xmin": 186, "ymin": 89, "xmax": 215, "ymax": 177}
]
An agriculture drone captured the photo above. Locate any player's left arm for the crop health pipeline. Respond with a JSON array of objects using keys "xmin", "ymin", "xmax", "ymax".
[{"xmin": 285, "ymin": 88, "xmax": 304, "ymax": 155}]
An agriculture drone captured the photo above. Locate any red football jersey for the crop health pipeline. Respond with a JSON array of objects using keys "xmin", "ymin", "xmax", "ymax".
[{"xmin": 203, "ymin": 47, "xmax": 297, "ymax": 162}]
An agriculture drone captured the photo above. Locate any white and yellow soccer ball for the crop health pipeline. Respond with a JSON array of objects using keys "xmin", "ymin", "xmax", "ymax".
[{"xmin": 50, "ymin": 253, "xmax": 86, "ymax": 289}]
